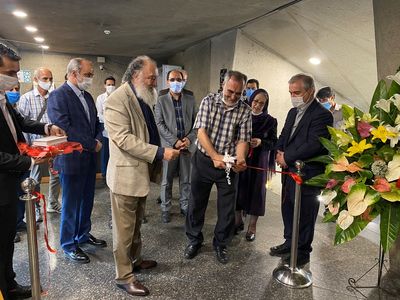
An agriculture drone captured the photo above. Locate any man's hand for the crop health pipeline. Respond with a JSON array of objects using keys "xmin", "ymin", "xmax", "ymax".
[
  {"xmin": 276, "ymin": 150, "xmax": 287, "ymax": 168},
  {"xmin": 212, "ymin": 154, "xmax": 226, "ymax": 169},
  {"xmin": 250, "ymin": 138, "xmax": 261, "ymax": 148},
  {"xmin": 49, "ymin": 125, "xmax": 66, "ymax": 136},
  {"xmin": 181, "ymin": 137, "xmax": 191, "ymax": 149},
  {"xmin": 33, "ymin": 157, "xmax": 49, "ymax": 165},
  {"xmin": 95, "ymin": 140, "xmax": 102, "ymax": 152},
  {"xmin": 232, "ymin": 157, "xmax": 247, "ymax": 173},
  {"xmin": 174, "ymin": 140, "xmax": 184, "ymax": 149},
  {"xmin": 163, "ymin": 148, "xmax": 180, "ymax": 161}
]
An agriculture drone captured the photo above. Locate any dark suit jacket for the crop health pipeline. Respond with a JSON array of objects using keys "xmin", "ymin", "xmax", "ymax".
[
  {"xmin": 0, "ymin": 102, "xmax": 46, "ymax": 205},
  {"xmin": 47, "ymin": 82, "xmax": 102, "ymax": 174},
  {"xmin": 276, "ymin": 99, "xmax": 333, "ymax": 182}
]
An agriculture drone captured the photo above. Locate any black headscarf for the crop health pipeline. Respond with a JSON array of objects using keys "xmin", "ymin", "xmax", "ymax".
[{"xmin": 247, "ymin": 88, "xmax": 269, "ymax": 114}]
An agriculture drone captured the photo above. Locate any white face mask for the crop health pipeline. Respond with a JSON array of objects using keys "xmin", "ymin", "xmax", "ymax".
[
  {"xmin": 291, "ymin": 96, "xmax": 305, "ymax": 108},
  {"xmin": 77, "ymin": 74, "xmax": 93, "ymax": 91},
  {"xmin": 106, "ymin": 85, "xmax": 115, "ymax": 94},
  {"xmin": 38, "ymin": 80, "xmax": 52, "ymax": 91},
  {"xmin": 0, "ymin": 74, "xmax": 19, "ymax": 92}
]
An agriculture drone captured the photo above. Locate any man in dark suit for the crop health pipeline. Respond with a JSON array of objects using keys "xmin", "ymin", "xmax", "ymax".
[
  {"xmin": 47, "ymin": 58, "xmax": 106, "ymax": 264},
  {"xmin": 270, "ymin": 73, "xmax": 333, "ymax": 267},
  {"xmin": 0, "ymin": 44, "xmax": 64, "ymax": 300}
]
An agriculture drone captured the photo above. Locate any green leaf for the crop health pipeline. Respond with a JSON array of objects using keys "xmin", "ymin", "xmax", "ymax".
[
  {"xmin": 306, "ymin": 155, "xmax": 333, "ymax": 164},
  {"xmin": 342, "ymin": 104, "xmax": 354, "ymax": 121},
  {"xmin": 380, "ymin": 202, "xmax": 400, "ymax": 252},
  {"xmin": 358, "ymin": 154, "xmax": 374, "ymax": 168},
  {"xmin": 320, "ymin": 137, "xmax": 341, "ymax": 157},
  {"xmin": 369, "ymin": 80, "xmax": 387, "ymax": 116},
  {"xmin": 304, "ymin": 174, "xmax": 329, "ymax": 187},
  {"xmin": 323, "ymin": 211, "xmax": 336, "ymax": 222},
  {"xmin": 376, "ymin": 145, "xmax": 396, "ymax": 162},
  {"xmin": 335, "ymin": 216, "xmax": 370, "ymax": 245},
  {"xmin": 387, "ymin": 80, "xmax": 400, "ymax": 99},
  {"xmin": 358, "ymin": 169, "xmax": 373, "ymax": 179},
  {"xmin": 354, "ymin": 107, "xmax": 365, "ymax": 120}
]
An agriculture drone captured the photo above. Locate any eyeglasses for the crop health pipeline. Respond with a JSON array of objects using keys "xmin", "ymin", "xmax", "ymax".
[{"xmin": 168, "ymin": 78, "xmax": 183, "ymax": 82}]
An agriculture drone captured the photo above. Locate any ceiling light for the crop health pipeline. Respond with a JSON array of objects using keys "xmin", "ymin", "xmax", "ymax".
[
  {"xmin": 41, "ymin": 45, "xmax": 49, "ymax": 50},
  {"xmin": 34, "ymin": 37, "xmax": 45, "ymax": 42},
  {"xmin": 13, "ymin": 10, "xmax": 27, "ymax": 18},
  {"xmin": 104, "ymin": 29, "xmax": 111, "ymax": 35},
  {"xmin": 309, "ymin": 57, "xmax": 321, "ymax": 65},
  {"xmin": 25, "ymin": 26, "xmax": 38, "ymax": 33}
]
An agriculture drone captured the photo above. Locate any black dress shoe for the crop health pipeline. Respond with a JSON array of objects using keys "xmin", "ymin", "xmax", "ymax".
[
  {"xmin": 8, "ymin": 283, "xmax": 32, "ymax": 299},
  {"xmin": 64, "ymin": 248, "xmax": 90, "ymax": 264},
  {"xmin": 245, "ymin": 231, "xmax": 256, "ymax": 242},
  {"xmin": 117, "ymin": 281, "xmax": 149, "ymax": 296},
  {"xmin": 85, "ymin": 234, "xmax": 107, "ymax": 247},
  {"xmin": 282, "ymin": 254, "xmax": 310, "ymax": 267},
  {"xmin": 214, "ymin": 246, "xmax": 228, "ymax": 264},
  {"xmin": 270, "ymin": 243, "xmax": 291, "ymax": 256},
  {"xmin": 184, "ymin": 244, "xmax": 202, "ymax": 259}
]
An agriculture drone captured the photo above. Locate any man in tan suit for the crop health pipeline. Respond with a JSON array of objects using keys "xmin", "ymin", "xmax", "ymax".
[{"xmin": 104, "ymin": 55, "xmax": 179, "ymax": 297}]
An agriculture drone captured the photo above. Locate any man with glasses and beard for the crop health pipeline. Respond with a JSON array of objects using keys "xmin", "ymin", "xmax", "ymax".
[{"xmin": 104, "ymin": 55, "xmax": 179, "ymax": 297}]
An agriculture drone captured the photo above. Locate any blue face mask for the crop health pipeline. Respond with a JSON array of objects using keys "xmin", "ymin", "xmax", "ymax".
[
  {"xmin": 321, "ymin": 101, "xmax": 332, "ymax": 110},
  {"xmin": 169, "ymin": 81, "xmax": 183, "ymax": 94},
  {"xmin": 245, "ymin": 88, "xmax": 255, "ymax": 99},
  {"xmin": 5, "ymin": 91, "xmax": 20, "ymax": 104}
]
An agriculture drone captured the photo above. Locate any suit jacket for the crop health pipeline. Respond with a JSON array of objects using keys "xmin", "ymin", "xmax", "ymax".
[
  {"xmin": 276, "ymin": 99, "xmax": 333, "ymax": 182},
  {"xmin": 154, "ymin": 92, "xmax": 197, "ymax": 152},
  {"xmin": 104, "ymin": 82, "xmax": 159, "ymax": 197},
  {"xmin": 47, "ymin": 82, "xmax": 102, "ymax": 174},
  {"xmin": 0, "ymin": 102, "xmax": 46, "ymax": 205}
]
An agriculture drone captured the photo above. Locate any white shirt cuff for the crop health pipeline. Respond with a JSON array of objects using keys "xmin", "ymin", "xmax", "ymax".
[{"xmin": 29, "ymin": 158, "xmax": 35, "ymax": 170}]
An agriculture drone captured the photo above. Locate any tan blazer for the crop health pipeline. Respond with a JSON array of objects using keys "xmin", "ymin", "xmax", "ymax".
[{"xmin": 104, "ymin": 82, "xmax": 159, "ymax": 197}]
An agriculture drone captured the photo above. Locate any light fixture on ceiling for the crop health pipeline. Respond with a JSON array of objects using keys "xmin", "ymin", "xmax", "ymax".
[
  {"xmin": 13, "ymin": 10, "xmax": 27, "ymax": 18},
  {"xmin": 41, "ymin": 45, "xmax": 49, "ymax": 50},
  {"xmin": 309, "ymin": 57, "xmax": 321, "ymax": 65},
  {"xmin": 34, "ymin": 37, "xmax": 45, "ymax": 43},
  {"xmin": 25, "ymin": 26, "xmax": 38, "ymax": 33},
  {"xmin": 104, "ymin": 29, "xmax": 111, "ymax": 35}
]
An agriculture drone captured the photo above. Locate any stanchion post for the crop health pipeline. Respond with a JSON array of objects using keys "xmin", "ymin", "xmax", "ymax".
[
  {"xmin": 20, "ymin": 178, "xmax": 41, "ymax": 300},
  {"xmin": 272, "ymin": 160, "xmax": 312, "ymax": 288}
]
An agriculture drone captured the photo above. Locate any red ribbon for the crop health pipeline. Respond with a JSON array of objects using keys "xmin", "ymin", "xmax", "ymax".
[
  {"xmin": 245, "ymin": 165, "xmax": 303, "ymax": 185},
  {"xmin": 18, "ymin": 142, "xmax": 83, "ymax": 159},
  {"xmin": 33, "ymin": 192, "xmax": 57, "ymax": 253}
]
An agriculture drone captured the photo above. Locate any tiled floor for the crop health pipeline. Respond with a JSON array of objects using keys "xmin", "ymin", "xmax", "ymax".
[{"xmin": 13, "ymin": 180, "xmax": 400, "ymax": 299}]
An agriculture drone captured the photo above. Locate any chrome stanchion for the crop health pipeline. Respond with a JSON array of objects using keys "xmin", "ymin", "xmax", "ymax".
[
  {"xmin": 272, "ymin": 160, "xmax": 312, "ymax": 288},
  {"xmin": 20, "ymin": 178, "xmax": 41, "ymax": 300}
]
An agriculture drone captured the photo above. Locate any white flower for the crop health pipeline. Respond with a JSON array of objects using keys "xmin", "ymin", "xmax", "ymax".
[
  {"xmin": 375, "ymin": 99, "xmax": 391, "ymax": 113},
  {"xmin": 319, "ymin": 190, "xmax": 337, "ymax": 205},
  {"xmin": 387, "ymin": 71, "xmax": 400, "ymax": 86},
  {"xmin": 386, "ymin": 125, "xmax": 400, "ymax": 148},
  {"xmin": 386, "ymin": 154, "xmax": 400, "ymax": 182},
  {"xmin": 337, "ymin": 210, "xmax": 354, "ymax": 230},
  {"xmin": 391, "ymin": 94, "xmax": 400, "ymax": 111}
]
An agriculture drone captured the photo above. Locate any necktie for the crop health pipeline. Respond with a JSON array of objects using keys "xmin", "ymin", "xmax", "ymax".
[
  {"xmin": 0, "ymin": 97, "xmax": 18, "ymax": 144},
  {"xmin": 79, "ymin": 91, "xmax": 90, "ymax": 121}
]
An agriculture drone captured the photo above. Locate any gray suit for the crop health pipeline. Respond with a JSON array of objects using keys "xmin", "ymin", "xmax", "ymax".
[{"xmin": 155, "ymin": 92, "xmax": 196, "ymax": 212}]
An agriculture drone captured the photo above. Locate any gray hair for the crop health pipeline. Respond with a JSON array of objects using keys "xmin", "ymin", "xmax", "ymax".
[
  {"xmin": 66, "ymin": 58, "xmax": 85, "ymax": 76},
  {"xmin": 288, "ymin": 73, "xmax": 315, "ymax": 90},
  {"xmin": 122, "ymin": 55, "xmax": 156, "ymax": 83},
  {"xmin": 33, "ymin": 67, "xmax": 51, "ymax": 80},
  {"xmin": 223, "ymin": 70, "xmax": 247, "ymax": 86}
]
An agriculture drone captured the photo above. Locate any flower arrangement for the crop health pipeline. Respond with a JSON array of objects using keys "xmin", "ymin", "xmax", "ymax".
[{"xmin": 306, "ymin": 72, "xmax": 400, "ymax": 252}]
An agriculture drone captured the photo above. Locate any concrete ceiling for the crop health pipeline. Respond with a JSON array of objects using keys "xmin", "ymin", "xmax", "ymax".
[
  {"xmin": 241, "ymin": 0, "xmax": 377, "ymax": 109},
  {"xmin": 0, "ymin": 0, "xmax": 293, "ymax": 57}
]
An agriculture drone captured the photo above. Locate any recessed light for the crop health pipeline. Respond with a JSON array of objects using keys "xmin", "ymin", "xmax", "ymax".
[
  {"xmin": 13, "ymin": 10, "xmax": 27, "ymax": 18},
  {"xmin": 309, "ymin": 57, "xmax": 321, "ymax": 65},
  {"xmin": 41, "ymin": 45, "xmax": 49, "ymax": 50},
  {"xmin": 25, "ymin": 26, "xmax": 38, "ymax": 33},
  {"xmin": 104, "ymin": 29, "xmax": 111, "ymax": 35},
  {"xmin": 34, "ymin": 37, "xmax": 45, "ymax": 42}
]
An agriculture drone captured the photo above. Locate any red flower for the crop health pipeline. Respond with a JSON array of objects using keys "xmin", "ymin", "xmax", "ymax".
[
  {"xmin": 372, "ymin": 177, "xmax": 391, "ymax": 192},
  {"xmin": 357, "ymin": 121, "xmax": 373, "ymax": 138},
  {"xmin": 397, "ymin": 178, "xmax": 400, "ymax": 189},
  {"xmin": 326, "ymin": 179, "xmax": 338, "ymax": 189},
  {"xmin": 341, "ymin": 177, "xmax": 357, "ymax": 193}
]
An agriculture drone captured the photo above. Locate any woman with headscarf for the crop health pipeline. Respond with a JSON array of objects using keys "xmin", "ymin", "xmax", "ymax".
[{"xmin": 235, "ymin": 89, "xmax": 277, "ymax": 241}]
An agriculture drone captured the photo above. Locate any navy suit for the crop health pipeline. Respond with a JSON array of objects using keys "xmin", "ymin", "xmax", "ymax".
[
  {"xmin": 276, "ymin": 100, "xmax": 333, "ymax": 257},
  {"xmin": 47, "ymin": 82, "xmax": 102, "ymax": 252}
]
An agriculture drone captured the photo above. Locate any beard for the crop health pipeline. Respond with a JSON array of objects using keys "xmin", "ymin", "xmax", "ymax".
[{"xmin": 136, "ymin": 83, "xmax": 158, "ymax": 107}]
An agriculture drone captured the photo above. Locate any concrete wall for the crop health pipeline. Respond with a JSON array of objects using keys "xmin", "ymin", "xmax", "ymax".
[{"xmin": 18, "ymin": 50, "xmax": 131, "ymax": 99}]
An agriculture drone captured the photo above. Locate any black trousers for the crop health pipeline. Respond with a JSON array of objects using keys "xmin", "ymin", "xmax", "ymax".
[
  {"xmin": 0, "ymin": 199, "xmax": 18, "ymax": 300},
  {"xmin": 185, "ymin": 150, "xmax": 236, "ymax": 247},
  {"xmin": 281, "ymin": 175, "xmax": 320, "ymax": 256}
]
